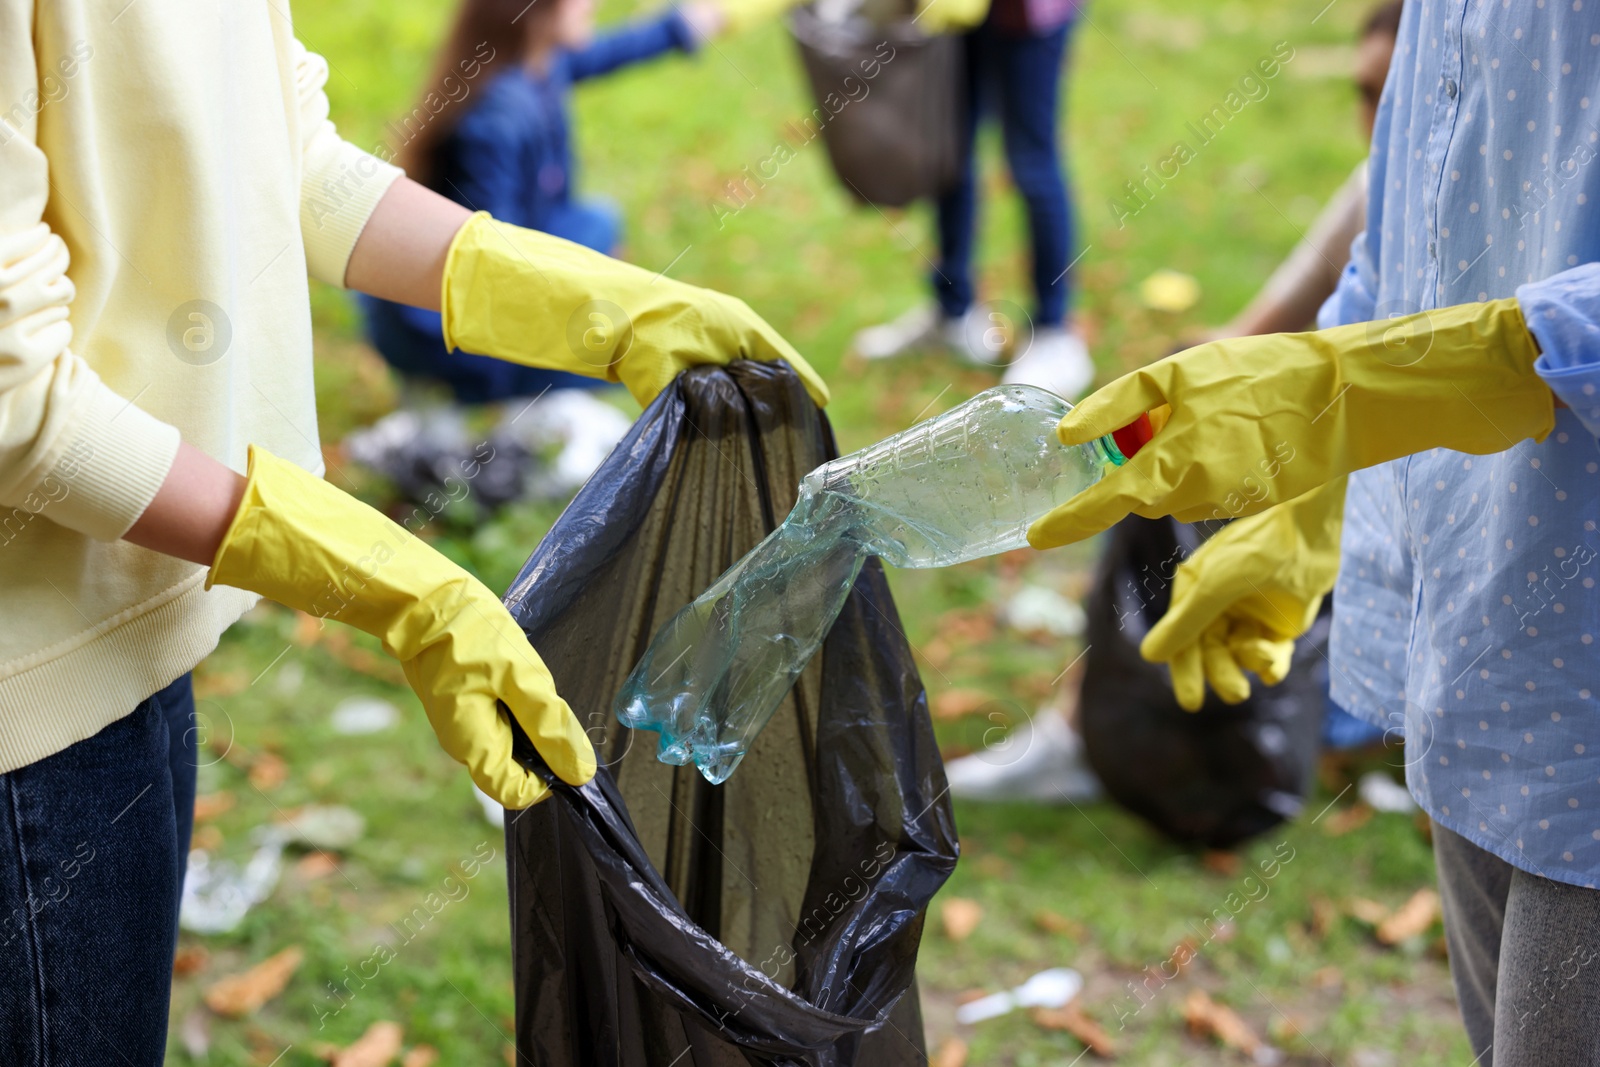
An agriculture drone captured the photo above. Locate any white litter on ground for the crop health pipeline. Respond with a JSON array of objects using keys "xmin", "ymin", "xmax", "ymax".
[
  {"xmin": 1000, "ymin": 584, "xmax": 1086, "ymax": 638},
  {"xmin": 955, "ymin": 967, "xmax": 1083, "ymax": 1025},
  {"xmin": 179, "ymin": 806, "xmax": 366, "ymax": 933},
  {"xmin": 1358, "ymin": 770, "xmax": 1418, "ymax": 814},
  {"xmin": 330, "ymin": 695, "xmax": 400, "ymax": 735}
]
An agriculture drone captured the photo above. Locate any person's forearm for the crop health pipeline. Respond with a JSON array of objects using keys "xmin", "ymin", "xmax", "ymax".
[
  {"xmin": 344, "ymin": 178, "xmax": 473, "ymax": 310},
  {"xmin": 1225, "ymin": 291, "xmax": 1325, "ymax": 338},
  {"xmin": 124, "ymin": 441, "xmax": 247, "ymax": 566}
]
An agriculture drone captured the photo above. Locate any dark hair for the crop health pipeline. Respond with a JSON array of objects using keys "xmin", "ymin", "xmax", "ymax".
[
  {"xmin": 1361, "ymin": 0, "xmax": 1403, "ymax": 40},
  {"xmin": 394, "ymin": 0, "xmax": 564, "ymax": 184}
]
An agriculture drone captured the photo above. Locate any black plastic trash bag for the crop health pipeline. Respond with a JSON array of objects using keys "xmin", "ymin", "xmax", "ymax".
[
  {"xmin": 501, "ymin": 361, "xmax": 958, "ymax": 1066},
  {"xmin": 1078, "ymin": 516, "xmax": 1328, "ymax": 849},
  {"xmin": 789, "ymin": 7, "xmax": 963, "ymax": 207}
]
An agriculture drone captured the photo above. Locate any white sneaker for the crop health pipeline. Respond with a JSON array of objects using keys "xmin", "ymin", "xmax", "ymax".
[
  {"xmin": 852, "ymin": 304, "xmax": 942, "ymax": 361},
  {"xmin": 851, "ymin": 304, "xmax": 1006, "ymax": 366},
  {"xmin": 1000, "ymin": 326, "xmax": 1096, "ymax": 400},
  {"xmin": 944, "ymin": 710, "xmax": 1103, "ymax": 804}
]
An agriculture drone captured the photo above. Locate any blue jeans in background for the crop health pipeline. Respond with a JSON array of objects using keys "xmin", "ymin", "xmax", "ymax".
[
  {"xmin": 0, "ymin": 674, "xmax": 197, "ymax": 1064},
  {"xmin": 934, "ymin": 18, "xmax": 1076, "ymax": 328}
]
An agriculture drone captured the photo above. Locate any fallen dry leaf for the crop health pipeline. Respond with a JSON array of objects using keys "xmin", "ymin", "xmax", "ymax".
[
  {"xmin": 1201, "ymin": 850, "xmax": 1242, "ymax": 876},
  {"xmin": 1321, "ymin": 803, "xmax": 1374, "ymax": 837},
  {"xmin": 203, "ymin": 946, "xmax": 304, "ymax": 1017},
  {"xmin": 930, "ymin": 1037, "xmax": 968, "ymax": 1067},
  {"xmin": 1376, "ymin": 888, "xmax": 1441, "ymax": 945},
  {"xmin": 320, "ymin": 628, "xmax": 405, "ymax": 685},
  {"xmin": 1033, "ymin": 909, "xmax": 1086, "ymax": 939},
  {"xmin": 1311, "ymin": 965, "xmax": 1343, "ymax": 990},
  {"xmin": 400, "ymin": 1048, "xmax": 438, "ymax": 1067},
  {"xmin": 1032, "ymin": 1003, "xmax": 1118, "ymax": 1058},
  {"xmin": 940, "ymin": 898, "xmax": 983, "ymax": 942},
  {"xmin": 932, "ymin": 688, "xmax": 996, "ymax": 721},
  {"xmin": 1309, "ymin": 896, "xmax": 1339, "ymax": 940},
  {"xmin": 293, "ymin": 611, "xmax": 323, "ymax": 646},
  {"xmin": 248, "ymin": 750, "xmax": 289, "ymax": 791},
  {"xmin": 1140, "ymin": 269, "xmax": 1202, "ymax": 313},
  {"xmin": 173, "ymin": 944, "xmax": 210, "ymax": 977},
  {"xmin": 973, "ymin": 854, "xmax": 1012, "ymax": 879},
  {"xmin": 193, "ymin": 669, "xmax": 249, "ymax": 700},
  {"xmin": 331, "ymin": 1021, "xmax": 403, "ymax": 1067},
  {"xmin": 245, "ymin": 1025, "xmax": 284, "ymax": 1063},
  {"xmin": 1013, "ymin": 671, "xmax": 1060, "ymax": 701},
  {"xmin": 293, "ymin": 852, "xmax": 341, "ymax": 881},
  {"xmin": 1183, "ymin": 990, "xmax": 1277, "ymax": 1061},
  {"xmin": 996, "ymin": 548, "xmax": 1032, "ymax": 578},
  {"xmin": 1345, "ymin": 897, "xmax": 1391, "ymax": 926},
  {"xmin": 1169, "ymin": 937, "xmax": 1201, "ymax": 978},
  {"xmin": 934, "ymin": 608, "xmax": 995, "ymax": 645},
  {"xmin": 953, "ymin": 988, "xmax": 989, "ymax": 1006},
  {"xmin": 1268, "ymin": 1011, "xmax": 1312, "ymax": 1045},
  {"xmin": 193, "ymin": 791, "xmax": 236, "ymax": 823}
]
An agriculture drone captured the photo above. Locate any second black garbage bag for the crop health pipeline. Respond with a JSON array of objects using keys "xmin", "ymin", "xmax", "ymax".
[
  {"xmin": 1078, "ymin": 515, "xmax": 1328, "ymax": 849},
  {"xmin": 501, "ymin": 361, "xmax": 958, "ymax": 1066}
]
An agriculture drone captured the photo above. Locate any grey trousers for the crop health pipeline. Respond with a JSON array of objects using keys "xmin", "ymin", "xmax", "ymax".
[{"xmin": 1432, "ymin": 823, "xmax": 1600, "ymax": 1066}]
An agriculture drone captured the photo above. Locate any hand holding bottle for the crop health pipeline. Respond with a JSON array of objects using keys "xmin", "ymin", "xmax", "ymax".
[{"xmin": 1026, "ymin": 299, "xmax": 1552, "ymax": 549}]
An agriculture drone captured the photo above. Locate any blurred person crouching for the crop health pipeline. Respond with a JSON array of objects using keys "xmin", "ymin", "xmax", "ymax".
[{"xmin": 347, "ymin": 0, "xmax": 725, "ymax": 506}]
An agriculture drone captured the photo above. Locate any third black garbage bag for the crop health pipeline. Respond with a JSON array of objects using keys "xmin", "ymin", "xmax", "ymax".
[
  {"xmin": 788, "ymin": 6, "xmax": 964, "ymax": 208},
  {"xmin": 1078, "ymin": 516, "xmax": 1328, "ymax": 849},
  {"xmin": 501, "ymin": 361, "xmax": 958, "ymax": 1066}
]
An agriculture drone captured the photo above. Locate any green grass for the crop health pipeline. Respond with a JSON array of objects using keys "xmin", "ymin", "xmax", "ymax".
[{"xmin": 171, "ymin": 0, "xmax": 1472, "ymax": 1062}]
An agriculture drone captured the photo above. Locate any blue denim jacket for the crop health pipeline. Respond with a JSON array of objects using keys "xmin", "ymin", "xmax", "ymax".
[{"xmin": 430, "ymin": 11, "xmax": 697, "ymax": 230}]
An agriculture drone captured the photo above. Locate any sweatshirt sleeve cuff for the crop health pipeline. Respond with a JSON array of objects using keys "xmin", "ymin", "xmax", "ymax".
[
  {"xmin": 39, "ymin": 383, "xmax": 182, "ymax": 542},
  {"xmin": 299, "ymin": 138, "xmax": 404, "ymax": 288}
]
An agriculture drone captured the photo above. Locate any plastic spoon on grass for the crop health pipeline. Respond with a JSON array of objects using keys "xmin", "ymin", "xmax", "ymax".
[{"xmin": 955, "ymin": 967, "xmax": 1085, "ymax": 1025}]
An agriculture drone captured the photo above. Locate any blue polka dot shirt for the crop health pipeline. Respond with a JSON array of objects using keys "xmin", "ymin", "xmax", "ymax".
[{"xmin": 1321, "ymin": 0, "xmax": 1600, "ymax": 888}]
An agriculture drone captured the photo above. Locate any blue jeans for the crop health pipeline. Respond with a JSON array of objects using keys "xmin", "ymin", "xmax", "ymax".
[
  {"xmin": 934, "ymin": 19, "xmax": 1076, "ymax": 328},
  {"xmin": 361, "ymin": 198, "xmax": 623, "ymax": 405},
  {"xmin": 0, "ymin": 674, "xmax": 197, "ymax": 1064}
]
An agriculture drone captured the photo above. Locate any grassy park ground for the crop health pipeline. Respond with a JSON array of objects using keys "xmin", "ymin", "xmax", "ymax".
[{"xmin": 168, "ymin": 0, "xmax": 1475, "ymax": 1061}]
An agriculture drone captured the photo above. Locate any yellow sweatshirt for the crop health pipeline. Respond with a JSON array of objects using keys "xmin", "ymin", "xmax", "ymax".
[{"xmin": 0, "ymin": 2, "xmax": 402, "ymax": 770}]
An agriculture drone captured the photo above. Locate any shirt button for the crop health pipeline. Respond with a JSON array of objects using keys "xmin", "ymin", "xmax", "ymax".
[
  {"xmin": 1445, "ymin": 79, "xmax": 1458, "ymax": 99},
  {"xmin": 1428, "ymin": 240, "xmax": 1437, "ymax": 258}
]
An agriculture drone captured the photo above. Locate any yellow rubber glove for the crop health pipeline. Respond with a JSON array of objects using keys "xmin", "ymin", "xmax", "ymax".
[
  {"xmin": 1140, "ymin": 478, "xmax": 1347, "ymax": 712},
  {"xmin": 208, "ymin": 448, "xmax": 596, "ymax": 809},
  {"xmin": 714, "ymin": 0, "xmax": 804, "ymax": 35},
  {"xmin": 716, "ymin": 0, "xmax": 986, "ymax": 34},
  {"xmin": 441, "ymin": 212, "xmax": 828, "ymax": 408},
  {"xmin": 915, "ymin": 0, "xmax": 990, "ymax": 33},
  {"xmin": 1026, "ymin": 298, "xmax": 1553, "ymax": 549}
]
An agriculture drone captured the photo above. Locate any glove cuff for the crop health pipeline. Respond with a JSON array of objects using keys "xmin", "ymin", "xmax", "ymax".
[
  {"xmin": 440, "ymin": 212, "xmax": 629, "ymax": 385},
  {"xmin": 207, "ymin": 446, "xmax": 454, "ymax": 657}
]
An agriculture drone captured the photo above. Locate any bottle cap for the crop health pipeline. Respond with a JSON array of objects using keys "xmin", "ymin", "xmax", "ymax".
[{"xmin": 1112, "ymin": 413, "xmax": 1154, "ymax": 460}]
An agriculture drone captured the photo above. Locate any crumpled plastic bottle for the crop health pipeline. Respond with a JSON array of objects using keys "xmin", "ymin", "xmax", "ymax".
[{"xmin": 615, "ymin": 384, "xmax": 1151, "ymax": 783}]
